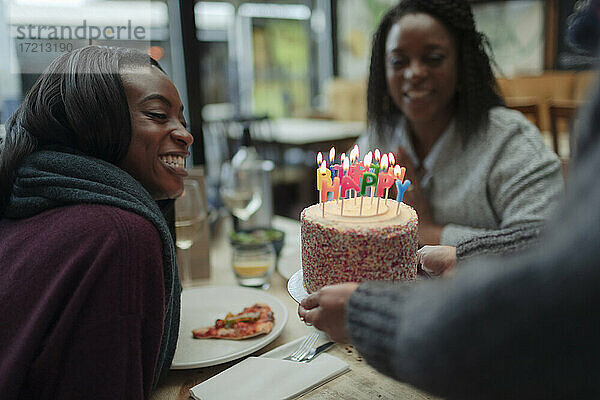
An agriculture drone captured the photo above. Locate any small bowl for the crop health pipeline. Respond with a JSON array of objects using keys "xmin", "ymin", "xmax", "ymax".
[{"xmin": 229, "ymin": 227, "xmax": 285, "ymax": 257}]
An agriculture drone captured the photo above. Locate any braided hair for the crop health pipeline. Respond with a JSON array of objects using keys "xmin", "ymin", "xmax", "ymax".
[{"xmin": 367, "ymin": 0, "xmax": 503, "ymax": 143}]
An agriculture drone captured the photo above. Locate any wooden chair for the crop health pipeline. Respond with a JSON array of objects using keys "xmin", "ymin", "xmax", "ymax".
[
  {"xmin": 548, "ymin": 99, "xmax": 580, "ymax": 156},
  {"xmin": 548, "ymin": 99, "xmax": 581, "ymax": 180},
  {"xmin": 505, "ymin": 97, "xmax": 542, "ymax": 130}
]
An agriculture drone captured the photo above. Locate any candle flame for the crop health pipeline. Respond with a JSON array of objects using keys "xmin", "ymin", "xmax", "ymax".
[
  {"xmin": 317, "ymin": 151, "xmax": 323, "ymax": 166},
  {"xmin": 341, "ymin": 152, "xmax": 346, "ymax": 162},
  {"xmin": 320, "ymin": 160, "xmax": 327, "ymax": 174},
  {"xmin": 388, "ymin": 152, "xmax": 395, "ymax": 166},
  {"xmin": 349, "ymin": 147, "xmax": 358, "ymax": 163},
  {"xmin": 363, "ymin": 153, "xmax": 372, "ymax": 168},
  {"xmin": 381, "ymin": 154, "xmax": 388, "ymax": 170},
  {"xmin": 329, "ymin": 147, "xmax": 335, "ymax": 163},
  {"xmin": 343, "ymin": 157, "xmax": 350, "ymax": 171},
  {"xmin": 393, "ymin": 164, "xmax": 406, "ymax": 181},
  {"xmin": 374, "ymin": 149, "xmax": 381, "ymax": 162},
  {"xmin": 353, "ymin": 144, "xmax": 359, "ymax": 158}
]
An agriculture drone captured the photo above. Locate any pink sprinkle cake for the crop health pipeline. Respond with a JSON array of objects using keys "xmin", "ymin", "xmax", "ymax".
[{"xmin": 301, "ymin": 198, "xmax": 418, "ymax": 293}]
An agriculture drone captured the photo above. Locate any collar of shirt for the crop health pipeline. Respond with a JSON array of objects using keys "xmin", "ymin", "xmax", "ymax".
[{"xmin": 393, "ymin": 118, "xmax": 456, "ymax": 186}]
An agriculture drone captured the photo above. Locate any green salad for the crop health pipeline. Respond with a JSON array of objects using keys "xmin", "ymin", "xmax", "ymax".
[{"xmin": 230, "ymin": 229, "xmax": 284, "ymax": 244}]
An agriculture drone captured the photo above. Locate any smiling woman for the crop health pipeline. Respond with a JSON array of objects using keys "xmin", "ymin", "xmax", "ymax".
[
  {"xmin": 0, "ymin": 46, "xmax": 190, "ymax": 398},
  {"xmin": 356, "ymin": 0, "xmax": 564, "ymax": 271},
  {"xmin": 119, "ymin": 64, "xmax": 193, "ymax": 199}
]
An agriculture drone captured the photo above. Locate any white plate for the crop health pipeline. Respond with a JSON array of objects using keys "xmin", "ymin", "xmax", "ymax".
[
  {"xmin": 287, "ymin": 269, "xmax": 309, "ymax": 304},
  {"xmin": 171, "ymin": 286, "xmax": 288, "ymax": 369}
]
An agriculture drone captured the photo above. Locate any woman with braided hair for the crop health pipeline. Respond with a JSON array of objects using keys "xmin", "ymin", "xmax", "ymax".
[{"xmin": 356, "ymin": 0, "xmax": 563, "ymax": 275}]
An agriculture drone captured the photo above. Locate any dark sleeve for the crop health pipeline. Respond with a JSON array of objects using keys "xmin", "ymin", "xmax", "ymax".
[
  {"xmin": 346, "ymin": 140, "xmax": 600, "ymax": 399},
  {"xmin": 455, "ymin": 222, "xmax": 545, "ymax": 262},
  {"xmin": 53, "ymin": 208, "xmax": 165, "ymax": 399}
]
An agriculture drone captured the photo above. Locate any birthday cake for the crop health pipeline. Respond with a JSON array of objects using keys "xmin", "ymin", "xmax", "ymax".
[{"xmin": 300, "ymin": 197, "xmax": 418, "ymax": 293}]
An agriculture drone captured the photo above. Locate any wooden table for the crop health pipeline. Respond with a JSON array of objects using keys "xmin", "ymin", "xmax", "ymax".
[{"xmin": 151, "ymin": 217, "xmax": 438, "ymax": 400}]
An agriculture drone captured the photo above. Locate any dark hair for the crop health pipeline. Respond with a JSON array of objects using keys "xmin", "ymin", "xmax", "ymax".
[
  {"xmin": 0, "ymin": 45, "xmax": 165, "ymax": 211},
  {"xmin": 367, "ymin": 0, "xmax": 504, "ymax": 142}
]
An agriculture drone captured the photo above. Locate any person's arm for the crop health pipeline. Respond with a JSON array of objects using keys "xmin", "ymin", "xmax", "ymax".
[
  {"xmin": 455, "ymin": 221, "xmax": 545, "ymax": 261},
  {"xmin": 440, "ymin": 118, "xmax": 564, "ymax": 246},
  {"xmin": 346, "ymin": 139, "xmax": 600, "ymax": 399},
  {"xmin": 417, "ymin": 223, "xmax": 546, "ymax": 276}
]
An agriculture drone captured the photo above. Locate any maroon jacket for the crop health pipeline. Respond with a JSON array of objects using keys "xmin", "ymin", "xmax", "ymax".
[{"xmin": 0, "ymin": 204, "xmax": 165, "ymax": 399}]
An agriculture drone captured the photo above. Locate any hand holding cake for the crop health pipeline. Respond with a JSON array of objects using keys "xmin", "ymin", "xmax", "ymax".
[{"xmin": 298, "ymin": 283, "xmax": 359, "ymax": 343}]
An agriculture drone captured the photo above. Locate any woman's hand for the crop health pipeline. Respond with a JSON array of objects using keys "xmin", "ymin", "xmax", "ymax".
[
  {"xmin": 417, "ymin": 245, "xmax": 457, "ymax": 276},
  {"xmin": 297, "ymin": 283, "xmax": 359, "ymax": 343},
  {"xmin": 395, "ymin": 147, "xmax": 443, "ymax": 245}
]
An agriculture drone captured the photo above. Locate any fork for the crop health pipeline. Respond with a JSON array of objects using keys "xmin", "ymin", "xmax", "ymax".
[{"xmin": 282, "ymin": 331, "xmax": 320, "ymax": 362}]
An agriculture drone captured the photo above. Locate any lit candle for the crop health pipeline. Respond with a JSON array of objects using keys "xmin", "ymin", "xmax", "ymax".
[
  {"xmin": 349, "ymin": 161, "xmax": 366, "ymax": 185},
  {"xmin": 321, "ymin": 174, "xmax": 340, "ymax": 202},
  {"xmin": 340, "ymin": 158, "xmax": 351, "ymax": 216},
  {"xmin": 394, "ymin": 165, "xmax": 411, "ymax": 214},
  {"xmin": 376, "ymin": 154, "xmax": 394, "ymax": 208},
  {"xmin": 388, "ymin": 152, "xmax": 395, "ymax": 167},
  {"xmin": 360, "ymin": 153, "xmax": 375, "ymax": 215},
  {"xmin": 371, "ymin": 150, "xmax": 380, "ymax": 204},
  {"xmin": 318, "ymin": 161, "xmax": 331, "ymax": 217},
  {"xmin": 329, "ymin": 147, "xmax": 336, "ymax": 177},
  {"xmin": 316, "ymin": 152, "xmax": 324, "ymax": 205},
  {"xmin": 317, "ymin": 159, "xmax": 332, "ymax": 194},
  {"xmin": 333, "ymin": 163, "xmax": 344, "ymax": 179},
  {"xmin": 393, "ymin": 164, "xmax": 406, "ymax": 182},
  {"xmin": 340, "ymin": 158, "xmax": 360, "ymax": 199},
  {"xmin": 360, "ymin": 153, "xmax": 376, "ymax": 196},
  {"xmin": 349, "ymin": 147, "xmax": 358, "ymax": 202},
  {"xmin": 395, "ymin": 179, "xmax": 412, "ymax": 210}
]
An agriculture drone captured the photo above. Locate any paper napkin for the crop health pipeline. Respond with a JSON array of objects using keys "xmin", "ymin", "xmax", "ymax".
[{"xmin": 189, "ymin": 336, "xmax": 349, "ymax": 400}]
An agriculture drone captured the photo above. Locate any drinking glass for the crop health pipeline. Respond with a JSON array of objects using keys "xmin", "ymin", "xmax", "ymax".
[
  {"xmin": 219, "ymin": 162, "xmax": 262, "ymax": 221},
  {"xmin": 231, "ymin": 242, "xmax": 276, "ymax": 289},
  {"xmin": 175, "ymin": 179, "xmax": 207, "ymax": 286}
]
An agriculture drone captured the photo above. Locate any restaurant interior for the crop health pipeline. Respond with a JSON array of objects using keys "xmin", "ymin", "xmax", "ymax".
[
  {"xmin": 2, "ymin": 0, "xmax": 597, "ymax": 221},
  {"xmin": 1, "ymin": 0, "xmax": 599, "ymax": 398}
]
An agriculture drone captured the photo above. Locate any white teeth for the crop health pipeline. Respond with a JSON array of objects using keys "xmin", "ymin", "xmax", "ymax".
[
  {"xmin": 159, "ymin": 155, "xmax": 185, "ymax": 168},
  {"xmin": 405, "ymin": 90, "xmax": 430, "ymax": 99}
]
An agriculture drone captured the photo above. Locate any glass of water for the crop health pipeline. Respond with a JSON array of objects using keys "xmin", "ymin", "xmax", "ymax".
[{"xmin": 175, "ymin": 179, "xmax": 207, "ymax": 286}]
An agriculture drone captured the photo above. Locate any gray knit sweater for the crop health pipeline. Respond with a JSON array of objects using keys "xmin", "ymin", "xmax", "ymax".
[
  {"xmin": 357, "ymin": 107, "xmax": 564, "ymax": 246},
  {"xmin": 346, "ymin": 94, "xmax": 600, "ymax": 398}
]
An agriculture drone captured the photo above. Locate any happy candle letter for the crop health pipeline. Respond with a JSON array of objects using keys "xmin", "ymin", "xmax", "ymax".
[
  {"xmin": 321, "ymin": 176, "xmax": 340, "ymax": 202},
  {"xmin": 395, "ymin": 179, "xmax": 412, "ymax": 203}
]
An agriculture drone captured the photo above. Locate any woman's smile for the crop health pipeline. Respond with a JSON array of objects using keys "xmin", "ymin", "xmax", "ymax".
[
  {"xmin": 385, "ymin": 13, "xmax": 457, "ymax": 130},
  {"xmin": 158, "ymin": 153, "xmax": 188, "ymax": 175},
  {"xmin": 119, "ymin": 65, "xmax": 194, "ymax": 200}
]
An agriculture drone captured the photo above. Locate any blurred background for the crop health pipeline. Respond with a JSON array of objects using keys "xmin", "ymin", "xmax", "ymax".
[{"xmin": 1, "ymin": 0, "xmax": 598, "ymax": 223}]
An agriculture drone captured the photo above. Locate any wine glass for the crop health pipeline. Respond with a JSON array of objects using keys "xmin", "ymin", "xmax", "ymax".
[
  {"xmin": 219, "ymin": 162, "xmax": 262, "ymax": 222},
  {"xmin": 175, "ymin": 179, "xmax": 207, "ymax": 286}
]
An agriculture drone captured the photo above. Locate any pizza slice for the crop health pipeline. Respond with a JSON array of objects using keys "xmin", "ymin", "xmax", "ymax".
[{"xmin": 192, "ymin": 303, "xmax": 274, "ymax": 340}]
